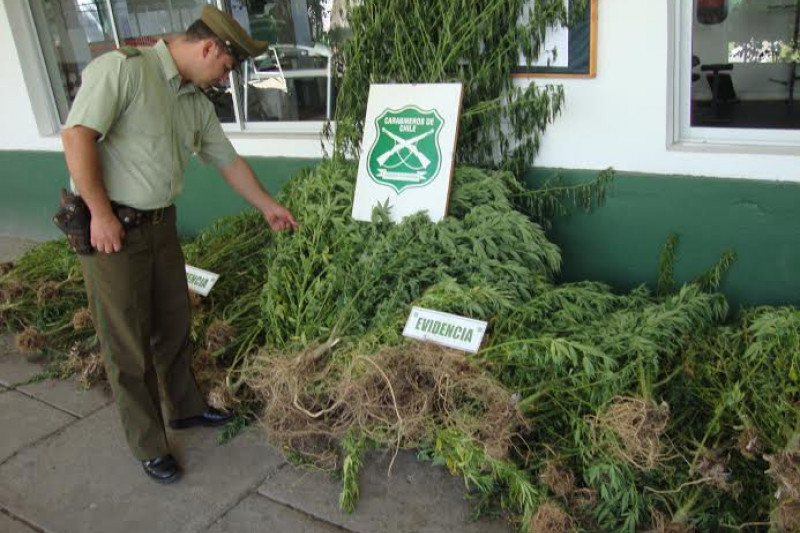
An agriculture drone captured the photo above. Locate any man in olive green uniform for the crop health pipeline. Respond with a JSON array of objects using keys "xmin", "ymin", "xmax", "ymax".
[{"xmin": 61, "ymin": 5, "xmax": 297, "ymax": 484}]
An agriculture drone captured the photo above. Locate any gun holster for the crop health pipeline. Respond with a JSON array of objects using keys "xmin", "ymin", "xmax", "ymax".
[{"xmin": 52, "ymin": 188, "xmax": 94, "ymax": 255}]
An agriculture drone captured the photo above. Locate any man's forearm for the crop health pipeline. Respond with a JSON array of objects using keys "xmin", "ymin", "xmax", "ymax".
[
  {"xmin": 219, "ymin": 156, "xmax": 277, "ymax": 211},
  {"xmin": 61, "ymin": 126, "xmax": 114, "ymax": 218}
]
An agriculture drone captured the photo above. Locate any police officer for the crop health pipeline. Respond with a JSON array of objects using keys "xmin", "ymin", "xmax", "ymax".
[{"xmin": 60, "ymin": 5, "xmax": 298, "ymax": 484}]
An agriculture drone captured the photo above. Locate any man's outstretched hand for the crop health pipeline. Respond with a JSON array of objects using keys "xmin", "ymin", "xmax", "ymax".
[{"xmin": 261, "ymin": 201, "xmax": 298, "ymax": 232}]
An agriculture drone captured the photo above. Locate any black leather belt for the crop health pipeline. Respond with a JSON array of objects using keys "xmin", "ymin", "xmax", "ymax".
[{"xmin": 111, "ymin": 203, "xmax": 173, "ymax": 229}]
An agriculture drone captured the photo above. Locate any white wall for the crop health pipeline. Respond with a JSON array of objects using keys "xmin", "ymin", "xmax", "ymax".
[
  {"xmin": 2, "ymin": 0, "xmax": 799, "ymax": 181},
  {"xmin": 523, "ymin": 0, "xmax": 799, "ymax": 182},
  {"xmin": 0, "ymin": 0, "xmax": 62, "ymax": 151}
]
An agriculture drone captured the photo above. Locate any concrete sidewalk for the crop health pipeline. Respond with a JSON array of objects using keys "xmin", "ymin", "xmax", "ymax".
[{"xmin": 0, "ymin": 236, "xmax": 511, "ymax": 533}]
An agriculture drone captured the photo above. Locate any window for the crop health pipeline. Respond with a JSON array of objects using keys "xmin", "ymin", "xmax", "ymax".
[
  {"xmin": 670, "ymin": 0, "xmax": 800, "ymax": 150},
  {"xmin": 26, "ymin": 0, "xmax": 337, "ymax": 130}
]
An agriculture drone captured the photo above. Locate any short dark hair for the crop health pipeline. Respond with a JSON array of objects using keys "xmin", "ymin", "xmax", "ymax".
[{"xmin": 185, "ymin": 19, "xmax": 240, "ymax": 63}]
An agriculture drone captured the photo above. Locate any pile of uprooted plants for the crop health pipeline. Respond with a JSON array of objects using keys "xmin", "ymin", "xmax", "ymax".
[{"xmin": 2, "ymin": 160, "xmax": 800, "ymax": 532}]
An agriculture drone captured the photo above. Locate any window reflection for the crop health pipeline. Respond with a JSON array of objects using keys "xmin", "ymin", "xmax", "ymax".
[{"xmin": 691, "ymin": 1, "xmax": 800, "ymax": 129}]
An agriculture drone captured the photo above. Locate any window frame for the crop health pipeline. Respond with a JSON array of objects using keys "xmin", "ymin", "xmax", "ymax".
[
  {"xmin": 667, "ymin": 0, "xmax": 800, "ymax": 155},
  {"xmin": 15, "ymin": 0, "xmax": 329, "ymax": 138}
]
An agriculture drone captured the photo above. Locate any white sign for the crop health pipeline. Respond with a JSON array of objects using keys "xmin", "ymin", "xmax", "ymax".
[
  {"xmin": 402, "ymin": 306, "xmax": 487, "ymax": 354},
  {"xmin": 352, "ymin": 83, "xmax": 463, "ymax": 223},
  {"xmin": 185, "ymin": 265, "xmax": 219, "ymax": 297}
]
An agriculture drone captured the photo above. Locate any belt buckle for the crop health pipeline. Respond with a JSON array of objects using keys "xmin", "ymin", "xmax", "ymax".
[{"xmin": 152, "ymin": 207, "xmax": 165, "ymax": 225}]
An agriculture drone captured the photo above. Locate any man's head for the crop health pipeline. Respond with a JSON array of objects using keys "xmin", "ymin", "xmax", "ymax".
[{"xmin": 181, "ymin": 5, "xmax": 269, "ymax": 87}]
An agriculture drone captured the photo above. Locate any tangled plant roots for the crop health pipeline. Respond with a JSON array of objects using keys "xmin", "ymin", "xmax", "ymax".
[
  {"xmin": 15, "ymin": 326, "xmax": 45, "ymax": 353},
  {"xmin": 188, "ymin": 291, "xmax": 204, "ymax": 310},
  {"xmin": 36, "ymin": 281, "xmax": 60, "ymax": 306},
  {"xmin": 71, "ymin": 308, "xmax": 94, "ymax": 331},
  {"xmin": 247, "ymin": 340, "xmax": 521, "ymax": 470},
  {"xmin": 736, "ymin": 428, "xmax": 763, "ymax": 459},
  {"xmin": 693, "ymin": 449, "xmax": 736, "ymax": 493},
  {"xmin": 1, "ymin": 282, "xmax": 25, "ymax": 301},
  {"xmin": 340, "ymin": 343, "xmax": 522, "ymax": 459},
  {"xmin": 205, "ymin": 320, "xmax": 236, "ymax": 352},
  {"xmin": 63, "ymin": 346, "xmax": 106, "ymax": 388},
  {"xmin": 530, "ymin": 501, "xmax": 574, "ymax": 533},
  {"xmin": 589, "ymin": 396, "xmax": 670, "ymax": 471},
  {"xmin": 192, "ymin": 349, "xmax": 232, "ymax": 409},
  {"xmin": 568, "ymin": 488, "xmax": 598, "ymax": 512},
  {"xmin": 207, "ymin": 384, "xmax": 235, "ymax": 411},
  {"xmin": 646, "ymin": 511, "xmax": 696, "ymax": 533},
  {"xmin": 766, "ymin": 450, "xmax": 800, "ymax": 500},
  {"xmin": 247, "ymin": 338, "xmax": 344, "ymax": 469},
  {"xmin": 540, "ymin": 460, "xmax": 576, "ymax": 499},
  {"xmin": 774, "ymin": 498, "xmax": 800, "ymax": 533},
  {"xmin": 79, "ymin": 352, "xmax": 106, "ymax": 388}
]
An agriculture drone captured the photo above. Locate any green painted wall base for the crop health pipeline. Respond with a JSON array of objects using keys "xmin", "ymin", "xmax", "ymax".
[
  {"xmin": 526, "ymin": 168, "xmax": 800, "ymax": 309},
  {"xmin": 2, "ymin": 150, "xmax": 798, "ymax": 309},
  {"xmin": 0, "ymin": 150, "xmax": 317, "ymax": 240}
]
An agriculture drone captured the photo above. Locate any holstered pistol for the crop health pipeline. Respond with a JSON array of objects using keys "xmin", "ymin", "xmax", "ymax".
[{"xmin": 52, "ymin": 188, "xmax": 93, "ymax": 255}]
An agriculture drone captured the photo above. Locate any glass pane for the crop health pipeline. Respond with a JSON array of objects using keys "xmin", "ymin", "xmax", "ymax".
[
  {"xmin": 110, "ymin": 0, "xmax": 236, "ymax": 123},
  {"xmin": 691, "ymin": 0, "xmax": 800, "ymax": 129},
  {"xmin": 233, "ymin": 0, "xmax": 335, "ymax": 123},
  {"xmin": 29, "ymin": 0, "xmax": 117, "ymax": 123}
]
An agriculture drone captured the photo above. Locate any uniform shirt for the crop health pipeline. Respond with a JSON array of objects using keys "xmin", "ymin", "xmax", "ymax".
[{"xmin": 65, "ymin": 40, "xmax": 238, "ymax": 210}]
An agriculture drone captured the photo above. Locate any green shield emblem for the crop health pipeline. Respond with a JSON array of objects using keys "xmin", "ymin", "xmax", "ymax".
[{"xmin": 366, "ymin": 106, "xmax": 444, "ymax": 193}]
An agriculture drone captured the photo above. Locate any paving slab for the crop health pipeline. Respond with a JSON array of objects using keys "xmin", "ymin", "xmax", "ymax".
[
  {"xmin": 17, "ymin": 378, "xmax": 111, "ymax": 418},
  {"xmin": 0, "ymin": 406, "xmax": 286, "ymax": 533},
  {"xmin": 0, "ymin": 335, "xmax": 44, "ymax": 388},
  {"xmin": 204, "ymin": 494, "xmax": 346, "ymax": 533},
  {"xmin": 259, "ymin": 450, "xmax": 511, "ymax": 533},
  {"xmin": 0, "ymin": 510, "xmax": 39, "ymax": 533},
  {"xmin": 0, "ymin": 390, "xmax": 75, "ymax": 464}
]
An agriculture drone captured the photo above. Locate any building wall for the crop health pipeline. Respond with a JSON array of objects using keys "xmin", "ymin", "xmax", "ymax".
[
  {"xmin": 1, "ymin": 0, "xmax": 799, "ymax": 308},
  {"xmin": 0, "ymin": 150, "xmax": 316, "ymax": 240}
]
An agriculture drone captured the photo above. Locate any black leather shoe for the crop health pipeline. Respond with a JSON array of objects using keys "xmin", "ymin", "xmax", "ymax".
[
  {"xmin": 141, "ymin": 454, "xmax": 181, "ymax": 484},
  {"xmin": 169, "ymin": 407, "xmax": 233, "ymax": 430}
]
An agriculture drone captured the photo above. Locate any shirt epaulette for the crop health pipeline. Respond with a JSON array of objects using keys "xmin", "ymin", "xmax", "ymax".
[{"xmin": 115, "ymin": 46, "xmax": 141, "ymax": 59}]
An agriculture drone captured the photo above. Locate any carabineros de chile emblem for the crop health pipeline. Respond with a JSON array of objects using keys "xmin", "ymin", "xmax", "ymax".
[{"xmin": 366, "ymin": 106, "xmax": 445, "ymax": 194}]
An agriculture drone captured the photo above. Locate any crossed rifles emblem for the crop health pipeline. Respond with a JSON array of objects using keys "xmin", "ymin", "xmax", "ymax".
[{"xmin": 377, "ymin": 128, "xmax": 435, "ymax": 169}]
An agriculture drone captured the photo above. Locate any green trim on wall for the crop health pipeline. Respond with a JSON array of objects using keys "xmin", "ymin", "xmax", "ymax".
[
  {"xmin": 0, "ymin": 150, "xmax": 317, "ymax": 240},
  {"xmin": 526, "ymin": 168, "xmax": 800, "ymax": 309},
  {"xmin": 1, "ymin": 150, "xmax": 798, "ymax": 309}
]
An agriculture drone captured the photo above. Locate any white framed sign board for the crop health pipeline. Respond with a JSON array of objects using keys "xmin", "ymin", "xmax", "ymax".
[
  {"xmin": 185, "ymin": 264, "xmax": 219, "ymax": 297},
  {"xmin": 403, "ymin": 306, "xmax": 488, "ymax": 354},
  {"xmin": 352, "ymin": 83, "xmax": 464, "ymax": 223}
]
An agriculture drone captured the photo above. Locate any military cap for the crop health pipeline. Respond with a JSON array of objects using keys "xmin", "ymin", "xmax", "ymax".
[{"xmin": 200, "ymin": 4, "xmax": 269, "ymax": 62}]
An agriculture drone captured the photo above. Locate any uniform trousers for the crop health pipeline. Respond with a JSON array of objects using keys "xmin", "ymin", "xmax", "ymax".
[{"xmin": 79, "ymin": 205, "xmax": 205, "ymax": 460}]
